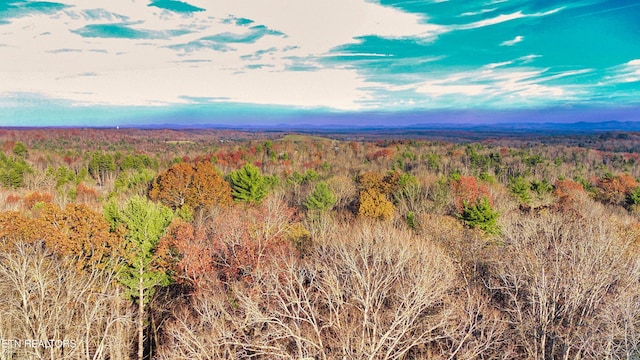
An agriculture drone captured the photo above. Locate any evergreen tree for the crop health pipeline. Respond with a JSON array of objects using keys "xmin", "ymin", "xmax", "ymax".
[
  {"xmin": 12, "ymin": 142, "xmax": 28, "ymax": 159},
  {"xmin": 510, "ymin": 176, "xmax": 531, "ymax": 204},
  {"xmin": 228, "ymin": 163, "xmax": 268, "ymax": 204},
  {"xmin": 305, "ymin": 182, "xmax": 336, "ymax": 212},
  {"xmin": 106, "ymin": 196, "xmax": 174, "ymax": 360},
  {"xmin": 459, "ymin": 196, "xmax": 500, "ymax": 235}
]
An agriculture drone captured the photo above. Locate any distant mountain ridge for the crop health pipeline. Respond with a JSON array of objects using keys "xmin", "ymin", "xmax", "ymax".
[{"xmin": 126, "ymin": 120, "xmax": 640, "ymax": 133}]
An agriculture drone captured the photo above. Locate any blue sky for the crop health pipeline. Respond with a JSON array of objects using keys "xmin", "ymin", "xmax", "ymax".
[{"xmin": 1, "ymin": 0, "xmax": 639, "ymax": 126}]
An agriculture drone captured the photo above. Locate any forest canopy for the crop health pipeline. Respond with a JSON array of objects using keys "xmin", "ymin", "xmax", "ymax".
[{"xmin": 0, "ymin": 128, "xmax": 639, "ymax": 359}]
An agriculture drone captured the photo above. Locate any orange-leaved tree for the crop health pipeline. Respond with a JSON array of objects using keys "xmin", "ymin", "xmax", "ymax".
[
  {"xmin": 0, "ymin": 211, "xmax": 62, "ymax": 249},
  {"xmin": 149, "ymin": 161, "xmax": 232, "ymax": 210},
  {"xmin": 41, "ymin": 203, "xmax": 121, "ymax": 270},
  {"xmin": 596, "ymin": 174, "xmax": 638, "ymax": 206},
  {"xmin": 554, "ymin": 179, "xmax": 585, "ymax": 206}
]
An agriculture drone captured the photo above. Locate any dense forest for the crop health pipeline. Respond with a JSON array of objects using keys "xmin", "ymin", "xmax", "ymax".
[{"xmin": 1, "ymin": 128, "xmax": 640, "ymax": 359}]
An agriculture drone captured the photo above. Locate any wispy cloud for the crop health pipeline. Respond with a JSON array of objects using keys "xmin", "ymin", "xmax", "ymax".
[
  {"xmin": 455, "ymin": 7, "xmax": 564, "ymax": 30},
  {"xmin": 375, "ymin": 65, "xmax": 592, "ymax": 109},
  {"xmin": 73, "ymin": 23, "xmax": 190, "ymax": 39},
  {"xmin": 459, "ymin": 8, "xmax": 497, "ymax": 17},
  {"xmin": 602, "ymin": 59, "xmax": 640, "ymax": 84},
  {"xmin": 500, "ymin": 35, "xmax": 523, "ymax": 46},
  {"xmin": 148, "ymin": 0, "xmax": 205, "ymax": 13}
]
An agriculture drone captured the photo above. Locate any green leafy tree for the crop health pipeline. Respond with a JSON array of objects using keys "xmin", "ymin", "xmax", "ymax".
[
  {"xmin": 305, "ymin": 182, "xmax": 336, "ymax": 212},
  {"xmin": 106, "ymin": 196, "xmax": 174, "ymax": 360},
  {"xmin": 89, "ymin": 152, "xmax": 116, "ymax": 186},
  {"xmin": 227, "ymin": 163, "xmax": 269, "ymax": 204},
  {"xmin": 459, "ymin": 196, "xmax": 500, "ymax": 235}
]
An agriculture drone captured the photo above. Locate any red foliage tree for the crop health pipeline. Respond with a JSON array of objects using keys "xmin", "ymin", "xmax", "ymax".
[
  {"xmin": 160, "ymin": 199, "xmax": 298, "ymax": 291},
  {"xmin": 451, "ymin": 176, "xmax": 492, "ymax": 212}
]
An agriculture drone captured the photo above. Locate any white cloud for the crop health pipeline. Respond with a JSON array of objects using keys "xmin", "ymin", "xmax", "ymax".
[
  {"xmin": 459, "ymin": 8, "xmax": 497, "ymax": 17},
  {"xmin": 0, "ymin": 0, "xmax": 443, "ymax": 110},
  {"xmin": 517, "ymin": 54, "xmax": 542, "ymax": 64},
  {"xmin": 485, "ymin": 61, "xmax": 513, "ymax": 69},
  {"xmin": 387, "ymin": 66, "xmax": 588, "ymax": 108},
  {"xmin": 602, "ymin": 59, "xmax": 640, "ymax": 84},
  {"xmin": 500, "ymin": 35, "xmax": 523, "ymax": 46},
  {"xmin": 455, "ymin": 7, "xmax": 564, "ymax": 30}
]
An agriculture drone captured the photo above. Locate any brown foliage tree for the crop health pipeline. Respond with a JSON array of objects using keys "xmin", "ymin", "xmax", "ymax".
[
  {"xmin": 23, "ymin": 191, "xmax": 53, "ymax": 209},
  {"xmin": 149, "ymin": 161, "xmax": 232, "ymax": 210},
  {"xmin": 0, "ymin": 211, "xmax": 62, "ymax": 248},
  {"xmin": 553, "ymin": 179, "xmax": 584, "ymax": 206},
  {"xmin": 596, "ymin": 174, "xmax": 638, "ymax": 206},
  {"xmin": 41, "ymin": 203, "xmax": 121, "ymax": 270}
]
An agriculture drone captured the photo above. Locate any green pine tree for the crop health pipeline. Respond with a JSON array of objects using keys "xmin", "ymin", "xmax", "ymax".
[
  {"xmin": 228, "ymin": 163, "xmax": 269, "ymax": 204},
  {"xmin": 12, "ymin": 142, "xmax": 29, "ymax": 159},
  {"xmin": 459, "ymin": 196, "xmax": 501, "ymax": 235},
  {"xmin": 107, "ymin": 196, "xmax": 174, "ymax": 360},
  {"xmin": 305, "ymin": 182, "xmax": 336, "ymax": 212}
]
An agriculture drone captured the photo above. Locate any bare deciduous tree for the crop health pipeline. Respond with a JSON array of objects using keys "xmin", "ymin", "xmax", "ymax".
[
  {"xmin": 0, "ymin": 242, "xmax": 133, "ymax": 360},
  {"xmin": 488, "ymin": 202, "xmax": 640, "ymax": 359}
]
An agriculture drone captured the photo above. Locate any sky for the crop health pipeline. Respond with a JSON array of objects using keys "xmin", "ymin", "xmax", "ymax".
[{"xmin": 0, "ymin": 0, "xmax": 639, "ymax": 127}]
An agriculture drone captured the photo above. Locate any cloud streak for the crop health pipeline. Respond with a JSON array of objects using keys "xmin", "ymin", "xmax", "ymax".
[{"xmin": 501, "ymin": 35, "xmax": 523, "ymax": 46}]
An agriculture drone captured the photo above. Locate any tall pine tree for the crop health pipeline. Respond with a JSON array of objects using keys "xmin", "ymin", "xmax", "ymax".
[{"xmin": 106, "ymin": 196, "xmax": 174, "ymax": 360}]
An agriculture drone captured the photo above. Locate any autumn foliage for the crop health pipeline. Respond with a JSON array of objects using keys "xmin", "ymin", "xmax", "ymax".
[
  {"xmin": 450, "ymin": 175, "xmax": 492, "ymax": 212},
  {"xmin": 356, "ymin": 171, "xmax": 400, "ymax": 220},
  {"xmin": 596, "ymin": 174, "xmax": 639, "ymax": 206},
  {"xmin": 23, "ymin": 191, "xmax": 52, "ymax": 209},
  {"xmin": 42, "ymin": 203, "xmax": 120, "ymax": 269},
  {"xmin": 0, "ymin": 202, "xmax": 121, "ymax": 270},
  {"xmin": 2, "ymin": 129, "xmax": 640, "ymax": 359},
  {"xmin": 160, "ymin": 197, "xmax": 298, "ymax": 290},
  {"xmin": 553, "ymin": 179, "xmax": 585, "ymax": 205},
  {"xmin": 149, "ymin": 161, "xmax": 232, "ymax": 210}
]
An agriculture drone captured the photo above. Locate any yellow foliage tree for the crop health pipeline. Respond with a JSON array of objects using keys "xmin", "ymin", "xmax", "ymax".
[{"xmin": 358, "ymin": 188, "xmax": 394, "ymax": 220}]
